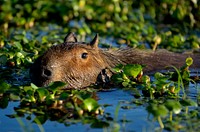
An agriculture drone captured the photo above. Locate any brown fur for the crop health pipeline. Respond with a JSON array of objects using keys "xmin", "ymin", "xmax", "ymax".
[{"xmin": 30, "ymin": 33, "xmax": 200, "ymax": 89}]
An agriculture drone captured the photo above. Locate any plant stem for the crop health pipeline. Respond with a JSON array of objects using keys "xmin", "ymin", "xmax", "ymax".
[
  {"xmin": 158, "ymin": 116, "xmax": 164, "ymax": 129},
  {"xmin": 185, "ymin": 106, "xmax": 188, "ymax": 114},
  {"xmin": 171, "ymin": 66, "xmax": 186, "ymax": 98},
  {"xmin": 169, "ymin": 111, "xmax": 172, "ymax": 121}
]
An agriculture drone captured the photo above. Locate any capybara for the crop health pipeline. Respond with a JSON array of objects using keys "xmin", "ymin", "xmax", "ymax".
[{"xmin": 30, "ymin": 33, "xmax": 200, "ymax": 89}]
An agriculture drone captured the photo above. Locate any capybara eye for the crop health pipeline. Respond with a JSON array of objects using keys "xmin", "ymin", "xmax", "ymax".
[{"xmin": 81, "ymin": 53, "xmax": 88, "ymax": 59}]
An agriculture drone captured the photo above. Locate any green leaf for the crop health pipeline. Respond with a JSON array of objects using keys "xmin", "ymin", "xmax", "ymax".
[
  {"xmin": 16, "ymin": 58, "xmax": 21, "ymax": 65},
  {"xmin": 185, "ymin": 57, "xmax": 193, "ymax": 66},
  {"xmin": 16, "ymin": 52, "xmax": 24, "ymax": 58},
  {"xmin": 36, "ymin": 88, "xmax": 49, "ymax": 102},
  {"xmin": 165, "ymin": 100, "xmax": 181, "ymax": 114},
  {"xmin": 31, "ymin": 83, "xmax": 38, "ymax": 90},
  {"xmin": 83, "ymin": 98, "xmax": 99, "ymax": 112},
  {"xmin": 146, "ymin": 103, "xmax": 168, "ymax": 117},
  {"xmin": 112, "ymin": 64, "xmax": 123, "ymax": 72},
  {"xmin": 23, "ymin": 86, "xmax": 34, "ymax": 92},
  {"xmin": 47, "ymin": 81, "xmax": 67, "ymax": 93},
  {"xmin": 122, "ymin": 81, "xmax": 129, "ymax": 87},
  {"xmin": 0, "ymin": 80, "xmax": 11, "ymax": 93},
  {"xmin": 13, "ymin": 41, "xmax": 22, "ymax": 50},
  {"xmin": 9, "ymin": 93, "xmax": 20, "ymax": 101},
  {"xmin": 180, "ymin": 99, "xmax": 197, "ymax": 107},
  {"xmin": 142, "ymin": 75, "xmax": 151, "ymax": 84},
  {"xmin": 111, "ymin": 73, "xmax": 124, "ymax": 83},
  {"xmin": 182, "ymin": 71, "xmax": 190, "ymax": 80},
  {"xmin": 59, "ymin": 92, "xmax": 70, "ymax": 100},
  {"xmin": 154, "ymin": 72, "xmax": 165, "ymax": 80},
  {"xmin": 123, "ymin": 64, "xmax": 142, "ymax": 78}
]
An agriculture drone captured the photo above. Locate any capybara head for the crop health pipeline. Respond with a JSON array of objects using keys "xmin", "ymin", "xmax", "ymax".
[{"xmin": 30, "ymin": 33, "xmax": 107, "ymax": 89}]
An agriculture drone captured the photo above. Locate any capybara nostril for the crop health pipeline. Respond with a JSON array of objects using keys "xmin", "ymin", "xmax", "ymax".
[{"xmin": 42, "ymin": 69, "xmax": 52, "ymax": 79}]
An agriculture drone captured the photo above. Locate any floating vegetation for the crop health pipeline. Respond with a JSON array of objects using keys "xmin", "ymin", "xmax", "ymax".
[{"xmin": 0, "ymin": 0, "xmax": 200, "ymax": 131}]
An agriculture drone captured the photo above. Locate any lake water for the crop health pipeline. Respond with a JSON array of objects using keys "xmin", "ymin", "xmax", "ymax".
[
  {"xmin": 0, "ymin": 89, "xmax": 160, "ymax": 132},
  {"xmin": 0, "ymin": 75, "xmax": 199, "ymax": 132}
]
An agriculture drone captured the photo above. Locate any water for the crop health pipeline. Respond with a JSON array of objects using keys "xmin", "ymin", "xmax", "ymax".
[
  {"xmin": 0, "ymin": 74, "xmax": 199, "ymax": 131},
  {"xmin": 0, "ymin": 89, "xmax": 158, "ymax": 132}
]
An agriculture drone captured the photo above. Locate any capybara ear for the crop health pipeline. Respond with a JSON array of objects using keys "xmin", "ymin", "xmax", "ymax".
[
  {"xmin": 90, "ymin": 34, "xmax": 99, "ymax": 49},
  {"xmin": 64, "ymin": 32, "xmax": 77, "ymax": 43}
]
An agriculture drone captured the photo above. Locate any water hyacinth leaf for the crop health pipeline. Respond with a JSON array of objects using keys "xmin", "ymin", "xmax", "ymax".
[
  {"xmin": 146, "ymin": 103, "xmax": 169, "ymax": 117},
  {"xmin": 8, "ymin": 52, "xmax": 15, "ymax": 59},
  {"xmin": 16, "ymin": 58, "xmax": 21, "ymax": 65},
  {"xmin": 122, "ymin": 73, "xmax": 129, "ymax": 80},
  {"xmin": 154, "ymin": 72, "xmax": 170, "ymax": 81},
  {"xmin": 14, "ymin": 34, "xmax": 24, "ymax": 40},
  {"xmin": 185, "ymin": 57, "xmax": 193, "ymax": 66},
  {"xmin": 47, "ymin": 81, "xmax": 67, "ymax": 92},
  {"xmin": 165, "ymin": 100, "xmax": 181, "ymax": 114},
  {"xmin": 31, "ymin": 83, "xmax": 38, "ymax": 90},
  {"xmin": 80, "ymin": 91, "xmax": 94, "ymax": 100},
  {"xmin": 27, "ymin": 90, "xmax": 35, "ymax": 97},
  {"xmin": 180, "ymin": 99, "xmax": 197, "ymax": 107},
  {"xmin": 130, "ymin": 38, "xmax": 139, "ymax": 45},
  {"xmin": 41, "ymin": 36, "xmax": 49, "ymax": 44},
  {"xmin": 112, "ymin": 64, "xmax": 123, "ymax": 72},
  {"xmin": 9, "ymin": 93, "xmax": 20, "ymax": 101},
  {"xmin": 111, "ymin": 73, "xmax": 124, "ymax": 83},
  {"xmin": 23, "ymin": 37, "xmax": 29, "ymax": 44},
  {"xmin": 0, "ymin": 80, "xmax": 11, "ymax": 93},
  {"xmin": 142, "ymin": 75, "xmax": 151, "ymax": 84},
  {"xmin": 182, "ymin": 71, "xmax": 190, "ymax": 80},
  {"xmin": 25, "ymin": 56, "xmax": 33, "ymax": 63},
  {"xmin": 65, "ymin": 102, "xmax": 74, "ymax": 109},
  {"xmin": 154, "ymin": 72, "xmax": 164, "ymax": 80},
  {"xmin": 59, "ymin": 92, "xmax": 70, "ymax": 100},
  {"xmin": 27, "ymin": 95, "xmax": 36, "ymax": 103},
  {"xmin": 123, "ymin": 64, "xmax": 143, "ymax": 78},
  {"xmin": 16, "ymin": 52, "xmax": 24, "ymax": 59},
  {"xmin": 122, "ymin": 81, "xmax": 129, "ymax": 87},
  {"xmin": 36, "ymin": 88, "xmax": 49, "ymax": 102},
  {"xmin": 13, "ymin": 41, "xmax": 22, "ymax": 50},
  {"xmin": 72, "ymin": 93, "xmax": 84, "ymax": 102},
  {"xmin": 83, "ymin": 98, "xmax": 99, "ymax": 112},
  {"xmin": 23, "ymin": 86, "xmax": 33, "ymax": 92}
]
